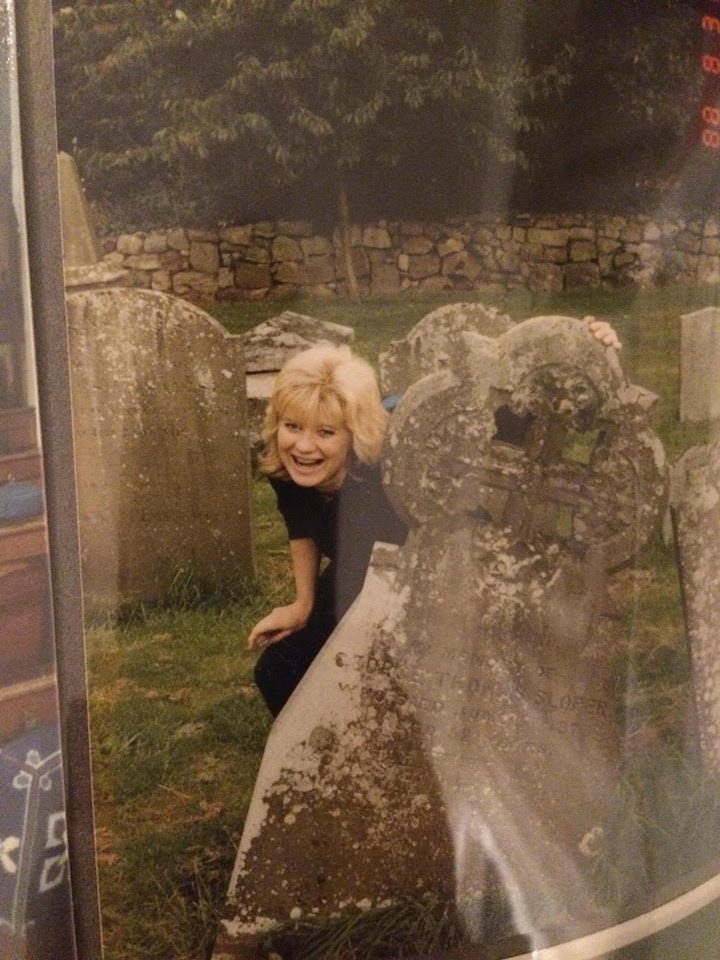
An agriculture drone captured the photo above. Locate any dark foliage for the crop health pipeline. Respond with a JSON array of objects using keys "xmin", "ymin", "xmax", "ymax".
[{"xmin": 52, "ymin": 0, "xmax": 710, "ymax": 230}]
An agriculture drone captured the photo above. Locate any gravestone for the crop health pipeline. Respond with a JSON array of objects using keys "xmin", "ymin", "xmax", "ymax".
[
  {"xmin": 680, "ymin": 307, "xmax": 720, "ymax": 422},
  {"xmin": 242, "ymin": 311, "xmax": 354, "ymax": 455},
  {"xmin": 671, "ymin": 435, "xmax": 720, "ymax": 776},
  {"xmin": 378, "ymin": 301, "xmax": 514, "ymax": 397},
  {"xmin": 216, "ymin": 317, "xmax": 667, "ymax": 958},
  {"xmin": 57, "ymin": 151, "xmax": 126, "ymax": 290},
  {"xmin": 242, "ymin": 311, "xmax": 354, "ymax": 374},
  {"xmin": 66, "ymin": 288, "xmax": 254, "ymax": 609},
  {"xmin": 57, "ymin": 152, "xmax": 101, "ymax": 268}
]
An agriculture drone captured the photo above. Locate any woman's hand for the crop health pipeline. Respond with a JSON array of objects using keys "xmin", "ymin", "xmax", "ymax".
[
  {"xmin": 247, "ymin": 601, "xmax": 311, "ymax": 650},
  {"xmin": 584, "ymin": 316, "xmax": 622, "ymax": 350}
]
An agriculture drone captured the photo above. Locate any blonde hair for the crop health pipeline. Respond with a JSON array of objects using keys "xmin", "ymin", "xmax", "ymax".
[{"xmin": 260, "ymin": 343, "xmax": 389, "ymax": 476}]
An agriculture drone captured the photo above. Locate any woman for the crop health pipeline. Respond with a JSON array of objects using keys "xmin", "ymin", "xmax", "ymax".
[
  {"xmin": 248, "ymin": 343, "xmax": 407, "ymax": 716},
  {"xmin": 248, "ymin": 319, "xmax": 620, "ymax": 717}
]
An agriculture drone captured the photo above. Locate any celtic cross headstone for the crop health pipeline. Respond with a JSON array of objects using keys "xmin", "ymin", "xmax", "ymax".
[{"xmin": 382, "ymin": 316, "xmax": 666, "ymax": 940}]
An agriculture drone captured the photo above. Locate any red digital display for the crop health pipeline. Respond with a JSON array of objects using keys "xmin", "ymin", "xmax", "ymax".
[{"xmin": 702, "ymin": 3, "xmax": 720, "ymax": 149}]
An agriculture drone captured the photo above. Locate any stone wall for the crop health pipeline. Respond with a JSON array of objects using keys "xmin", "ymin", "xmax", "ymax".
[{"xmin": 100, "ymin": 213, "xmax": 720, "ymax": 304}]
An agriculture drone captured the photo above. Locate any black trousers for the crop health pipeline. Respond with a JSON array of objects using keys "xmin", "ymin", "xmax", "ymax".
[{"xmin": 253, "ymin": 567, "xmax": 337, "ymax": 717}]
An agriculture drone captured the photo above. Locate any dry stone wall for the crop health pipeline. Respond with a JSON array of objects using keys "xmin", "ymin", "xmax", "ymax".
[{"xmin": 100, "ymin": 213, "xmax": 720, "ymax": 304}]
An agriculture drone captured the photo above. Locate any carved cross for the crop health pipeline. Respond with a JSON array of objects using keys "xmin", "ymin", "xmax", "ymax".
[{"xmin": 383, "ymin": 318, "xmax": 666, "ymax": 571}]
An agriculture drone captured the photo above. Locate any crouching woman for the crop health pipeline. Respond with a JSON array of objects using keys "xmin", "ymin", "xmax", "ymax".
[{"xmin": 247, "ymin": 344, "xmax": 407, "ymax": 717}]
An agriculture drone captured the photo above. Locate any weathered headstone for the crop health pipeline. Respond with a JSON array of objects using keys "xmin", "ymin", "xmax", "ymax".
[
  {"xmin": 680, "ymin": 307, "xmax": 720, "ymax": 423},
  {"xmin": 242, "ymin": 311, "xmax": 354, "ymax": 454},
  {"xmin": 216, "ymin": 317, "xmax": 667, "ymax": 958},
  {"xmin": 57, "ymin": 151, "xmax": 126, "ymax": 290},
  {"xmin": 243, "ymin": 311, "xmax": 354, "ymax": 374},
  {"xmin": 378, "ymin": 301, "xmax": 514, "ymax": 397},
  {"xmin": 57, "ymin": 152, "xmax": 101, "ymax": 269},
  {"xmin": 671, "ymin": 434, "xmax": 720, "ymax": 776},
  {"xmin": 66, "ymin": 288, "xmax": 254, "ymax": 609},
  {"xmin": 379, "ymin": 317, "xmax": 666, "ymax": 942}
]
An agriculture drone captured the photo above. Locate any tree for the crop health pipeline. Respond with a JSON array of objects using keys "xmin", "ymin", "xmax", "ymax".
[
  {"xmin": 54, "ymin": 0, "xmax": 573, "ymax": 292},
  {"xmin": 592, "ymin": 2, "xmax": 704, "ymax": 210},
  {"xmin": 515, "ymin": 0, "xmax": 702, "ymax": 213}
]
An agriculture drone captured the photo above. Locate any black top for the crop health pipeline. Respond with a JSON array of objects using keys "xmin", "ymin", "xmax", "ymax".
[{"xmin": 270, "ymin": 461, "xmax": 407, "ymax": 618}]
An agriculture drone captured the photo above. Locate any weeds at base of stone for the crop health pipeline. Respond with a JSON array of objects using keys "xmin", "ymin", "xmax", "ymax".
[
  {"xmin": 89, "ymin": 562, "xmax": 263, "ymax": 628},
  {"xmin": 259, "ymin": 895, "xmax": 467, "ymax": 960}
]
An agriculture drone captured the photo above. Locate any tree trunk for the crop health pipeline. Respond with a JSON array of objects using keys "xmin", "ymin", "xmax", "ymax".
[{"xmin": 336, "ymin": 173, "xmax": 359, "ymax": 299}]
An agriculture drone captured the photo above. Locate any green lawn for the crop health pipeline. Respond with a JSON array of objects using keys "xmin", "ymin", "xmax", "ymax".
[
  {"xmin": 87, "ymin": 478, "xmax": 293, "ymax": 960},
  {"xmin": 87, "ymin": 286, "xmax": 720, "ymax": 959}
]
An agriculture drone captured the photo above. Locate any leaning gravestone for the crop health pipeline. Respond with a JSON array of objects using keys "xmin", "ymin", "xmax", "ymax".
[
  {"xmin": 242, "ymin": 310, "xmax": 354, "ymax": 373},
  {"xmin": 57, "ymin": 152, "xmax": 101, "ymax": 268},
  {"xmin": 215, "ymin": 317, "xmax": 667, "ymax": 959},
  {"xmin": 66, "ymin": 288, "xmax": 254, "ymax": 609},
  {"xmin": 680, "ymin": 307, "xmax": 720, "ymax": 423},
  {"xmin": 57, "ymin": 151, "xmax": 126, "ymax": 290},
  {"xmin": 671, "ymin": 434, "xmax": 720, "ymax": 776}
]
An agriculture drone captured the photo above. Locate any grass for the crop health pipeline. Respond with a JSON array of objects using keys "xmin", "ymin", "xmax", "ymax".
[
  {"xmin": 88, "ymin": 285, "xmax": 720, "ymax": 960},
  {"xmin": 89, "ymin": 614, "xmax": 268, "ymax": 958},
  {"xmin": 87, "ymin": 478, "xmax": 294, "ymax": 960},
  {"xmin": 260, "ymin": 895, "xmax": 465, "ymax": 960}
]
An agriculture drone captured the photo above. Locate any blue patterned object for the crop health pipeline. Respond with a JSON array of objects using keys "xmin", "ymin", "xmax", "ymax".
[
  {"xmin": 0, "ymin": 482, "xmax": 43, "ymax": 523},
  {"xmin": 0, "ymin": 724, "xmax": 75, "ymax": 958}
]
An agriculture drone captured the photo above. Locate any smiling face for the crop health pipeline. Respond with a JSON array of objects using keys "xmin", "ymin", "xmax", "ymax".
[{"xmin": 277, "ymin": 407, "xmax": 353, "ymax": 493}]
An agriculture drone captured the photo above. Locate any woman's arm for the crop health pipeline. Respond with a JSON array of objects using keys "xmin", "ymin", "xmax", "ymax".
[
  {"xmin": 247, "ymin": 537, "xmax": 320, "ymax": 649},
  {"xmin": 287, "ymin": 537, "xmax": 321, "ymax": 617}
]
